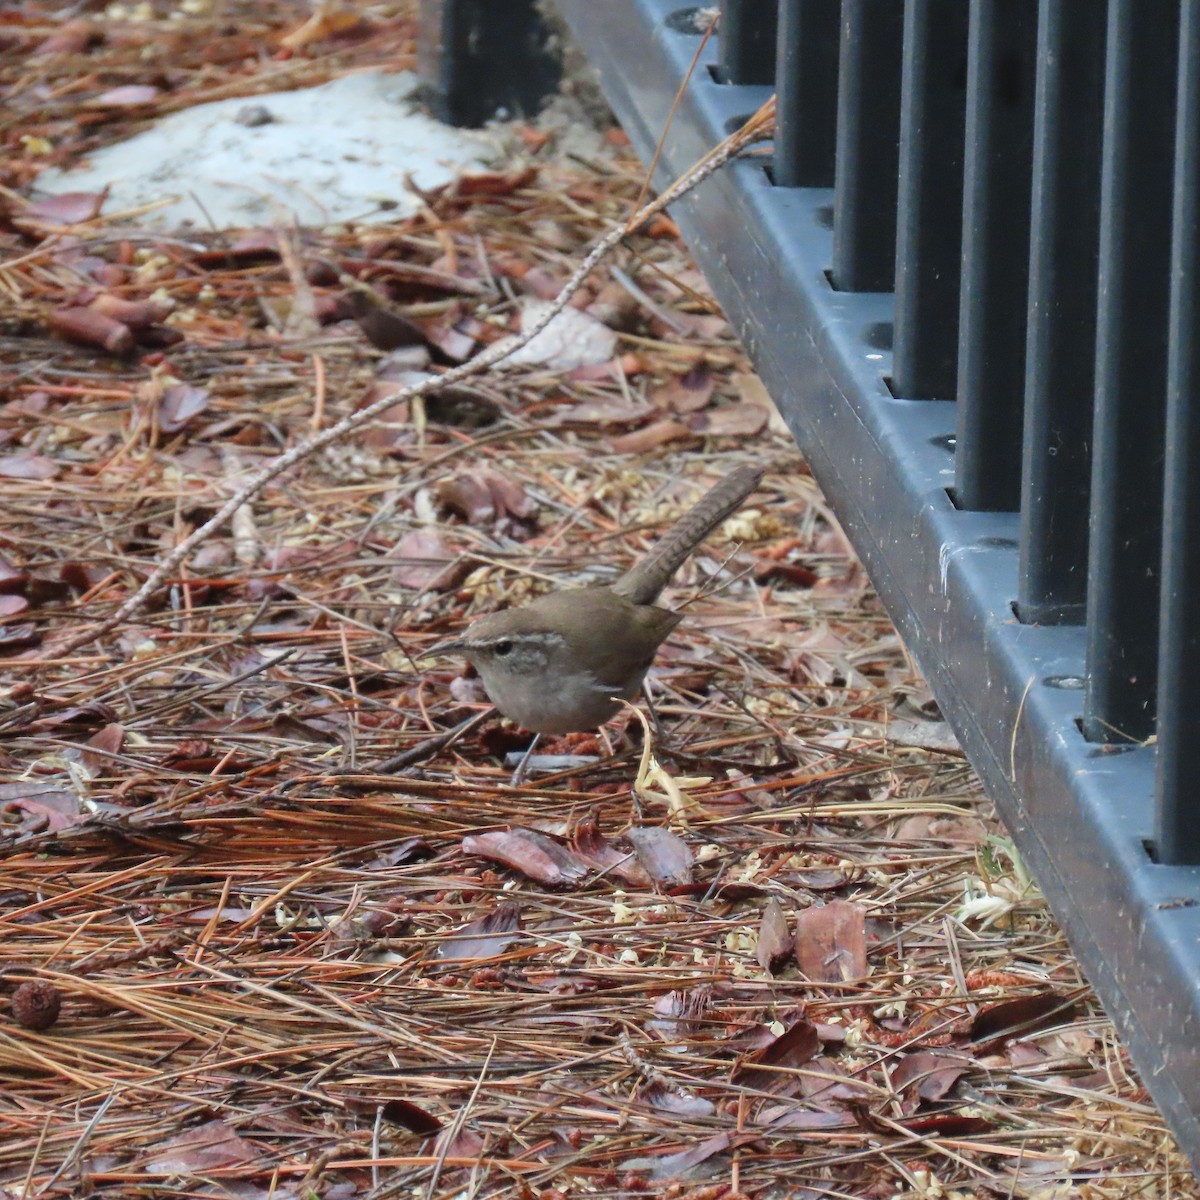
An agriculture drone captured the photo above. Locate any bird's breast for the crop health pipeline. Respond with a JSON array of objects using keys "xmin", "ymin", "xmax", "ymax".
[{"xmin": 478, "ymin": 662, "xmax": 640, "ymax": 735}]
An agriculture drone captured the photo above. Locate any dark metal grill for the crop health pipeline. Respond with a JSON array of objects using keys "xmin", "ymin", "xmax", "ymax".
[{"xmin": 422, "ymin": 0, "xmax": 1200, "ymax": 1170}]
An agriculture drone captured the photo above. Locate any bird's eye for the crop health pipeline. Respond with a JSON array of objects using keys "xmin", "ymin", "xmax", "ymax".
[{"xmin": 493, "ymin": 639, "xmax": 514, "ymax": 657}]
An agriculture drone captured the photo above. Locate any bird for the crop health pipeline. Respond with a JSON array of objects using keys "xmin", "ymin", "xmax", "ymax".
[{"xmin": 429, "ymin": 464, "xmax": 764, "ymax": 780}]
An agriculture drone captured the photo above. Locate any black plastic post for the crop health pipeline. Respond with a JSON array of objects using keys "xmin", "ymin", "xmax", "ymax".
[
  {"xmin": 417, "ymin": 0, "xmax": 562, "ymax": 127},
  {"xmin": 953, "ymin": 0, "xmax": 1038, "ymax": 512},
  {"xmin": 773, "ymin": 0, "xmax": 841, "ymax": 188},
  {"xmin": 719, "ymin": 0, "xmax": 779, "ymax": 84},
  {"xmin": 1155, "ymin": 2, "xmax": 1200, "ymax": 865},
  {"xmin": 1082, "ymin": 0, "xmax": 1179, "ymax": 745},
  {"xmin": 1017, "ymin": 0, "xmax": 1105, "ymax": 625},
  {"xmin": 891, "ymin": 0, "xmax": 969, "ymax": 400},
  {"xmin": 830, "ymin": 0, "xmax": 904, "ymax": 292}
]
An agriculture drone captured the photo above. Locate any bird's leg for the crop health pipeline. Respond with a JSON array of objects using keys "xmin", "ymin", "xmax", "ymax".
[
  {"xmin": 641, "ymin": 679, "xmax": 668, "ymax": 749},
  {"xmin": 508, "ymin": 733, "xmax": 542, "ymax": 786}
]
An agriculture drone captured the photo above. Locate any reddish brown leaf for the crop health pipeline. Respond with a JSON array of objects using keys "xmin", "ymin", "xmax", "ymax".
[
  {"xmin": 637, "ymin": 1083, "xmax": 716, "ymax": 1118},
  {"xmin": 970, "ymin": 992, "xmax": 1079, "ymax": 1049},
  {"xmin": 389, "ymin": 529, "xmax": 465, "ymax": 592},
  {"xmin": 461, "ymin": 829, "xmax": 589, "ymax": 887},
  {"xmin": 20, "ymin": 191, "xmax": 106, "ymax": 225},
  {"xmin": 145, "ymin": 1119, "xmax": 259, "ymax": 1174},
  {"xmin": 436, "ymin": 901, "xmax": 522, "ymax": 962},
  {"xmin": 759, "ymin": 1105, "xmax": 856, "ymax": 1130},
  {"xmin": 731, "ymin": 1020, "xmax": 821, "ymax": 1094},
  {"xmin": 158, "ymin": 384, "xmax": 210, "ymax": 433},
  {"xmin": 379, "ymin": 1098, "xmax": 442, "ymax": 1136},
  {"xmin": 423, "ymin": 319, "xmax": 476, "ymax": 362},
  {"xmin": 799, "ymin": 1055, "xmax": 875, "ymax": 1103},
  {"xmin": 687, "ymin": 401, "xmax": 769, "ymax": 438},
  {"xmin": 0, "ymin": 453, "xmax": 60, "ymax": 481},
  {"xmin": 481, "ymin": 469, "xmax": 537, "ymax": 520},
  {"xmin": 626, "ymin": 826, "xmax": 693, "ymax": 887},
  {"xmin": 570, "ymin": 816, "xmax": 652, "ymax": 887},
  {"xmin": 890, "ymin": 1050, "xmax": 971, "ymax": 1102},
  {"xmin": 0, "ymin": 594, "xmax": 29, "ymax": 617},
  {"xmin": 651, "ymin": 364, "xmax": 716, "ymax": 413},
  {"xmin": 436, "ymin": 474, "xmax": 496, "ymax": 525},
  {"xmin": 450, "ymin": 166, "xmax": 539, "ymax": 198},
  {"xmin": 756, "ymin": 897, "xmax": 792, "ymax": 973},
  {"xmin": 899, "ymin": 1112, "xmax": 992, "ymax": 1137},
  {"xmin": 619, "ymin": 1131, "xmax": 733, "ymax": 1180},
  {"xmin": 89, "ymin": 84, "xmax": 160, "ymax": 106},
  {"xmin": 794, "ymin": 900, "xmax": 868, "ymax": 982},
  {"xmin": 0, "ymin": 554, "xmax": 28, "ymax": 594},
  {"xmin": 0, "ymin": 783, "xmax": 82, "ymax": 832},
  {"xmin": 33, "ymin": 22, "xmax": 98, "ymax": 57},
  {"xmin": 608, "ymin": 418, "xmax": 691, "ymax": 455},
  {"xmin": 46, "ymin": 306, "xmax": 133, "ymax": 355},
  {"xmin": 87, "ymin": 294, "xmax": 172, "ymax": 330},
  {"xmin": 82, "ymin": 723, "xmax": 126, "ymax": 774},
  {"xmin": 0, "ymin": 624, "xmax": 41, "ymax": 651},
  {"xmin": 349, "ymin": 289, "xmax": 431, "ymax": 352}
]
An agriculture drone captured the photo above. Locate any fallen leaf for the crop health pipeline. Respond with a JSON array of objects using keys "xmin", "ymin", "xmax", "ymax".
[
  {"xmin": 970, "ymin": 992, "xmax": 1079, "ymax": 1050},
  {"xmin": 389, "ymin": 529, "xmax": 466, "ymax": 592},
  {"xmin": 494, "ymin": 300, "xmax": 618, "ymax": 371},
  {"xmin": 0, "ymin": 624, "xmax": 41, "ymax": 652},
  {"xmin": 89, "ymin": 84, "xmax": 160, "ymax": 106},
  {"xmin": 436, "ymin": 901, "xmax": 522, "ymax": 962},
  {"xmin": 895, "ymin": 814, "xmax": 987, "ymax": 845},
  {"xmin": 554, "ymin": 399, "xmax": 656, "ymax": 427},
  {"xmin": 687, "ymin": 401, "xmax": 769, "ymax": 438},
  {"xmin": 759, "ymin": 1105, "xmax": 856, "ymax": 1130},
  {"xmin": 652, "ymin": 364, "xmax": 716, "ymax": 413},
  {"xmin": 626, "ymin": 826, "xmax": 693, "ymax": 887},
  {"xmin": 0, "ymin": 554, "xmax": 28, "ymax": 593},
  {"xmin": 756, "ymin": 898, "xmax": 793, "ymax": 973},
  {"xmin": 899, "ymin": 1112, "xmax": 992, "ymax": 1136},
  {"xmin": 608, "ymin": 418, "xmax": 691, "ymax": 454},
  {"xmin": 0, "ymin": 783, "xmax": 82, "ymax": 832},
  {"xmin": 145, "ymin": 1119, "xmax": 259, "ymax": 1174},
  {"xmin": 571, "ymin": 817, "xmax": 652, "ymax": 887},
  {"xmin": 794, "ymin": 900, "xmax": 868, "ymax": 982},
  {"xmin": 280, "ymin": 7, "xmax": 364, "ymax": 49},
  {"xmin": 82, "ymin": 723, "xmax": 125, "ymax": 774},
  {"xmin": 0, "ymin": 595, "xmax": 29, "ymax": 617},
  {"xmin": 20, "ymin": 191, "xmax": 106, "ymax": 224},
  {"xmin": 637, "ymin": 1083, "xmax": 716, "ymax": 1117},
  {"xmin": 799, "ymin": 1056, "xmax": 876, "ymax": 1103},
  {"xmin": 619, "ymin": 1131, "xmax": 733, "ymax": 1180},
  {"xmin": 436, "ymin": 474, "xmax": 495, "ymax": 525},
  {"xmin": 461, "ymin": 829, "xmax": 589, "ymax": 887},
  {"xmin": 647, "ymin": 986, "xmax": 712, "ymax": 1040},
  {"xmin": 735, "ymin": 370, "xmax": 790, "ymax": 434},
  {"xmin": 158, "ymin": 384, "xmax": 210, "ymax": 433},
  {"xmin": 379, "ymin": 1098, "xmax": 442, "ymax": 1136},
  {"xmin": 349, "ymin": 289, "xmax": 431, "ymax": 352},
  {"xmin": 731, "ymin": 1020, "xmax": 821, "ymax": 1094},
  {"xmin": 0, "ymin": 453, "xmax": 59, "ymax": 480},
  {"xmin": 890, "ymin": 1050, "xmax": 971, "ymax": 1102},
  {"xmin": 449, "ymin": 166, "xmax": 538, "ymax": 198}
]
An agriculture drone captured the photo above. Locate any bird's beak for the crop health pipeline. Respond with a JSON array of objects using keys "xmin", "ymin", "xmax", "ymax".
[{"xmin": 424, "ymin": 637, "xmax": 469, "ymax": 659}]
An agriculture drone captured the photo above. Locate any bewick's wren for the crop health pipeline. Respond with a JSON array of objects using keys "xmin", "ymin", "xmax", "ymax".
[{"xmin": 431, "ymin": 465, "xmax": 763, "ymax": 750}]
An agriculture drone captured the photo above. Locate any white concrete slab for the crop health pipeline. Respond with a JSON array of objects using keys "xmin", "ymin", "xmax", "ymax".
[{"xmin": 34, "ymin": 70, "xmax": 497, "ymax": 231}]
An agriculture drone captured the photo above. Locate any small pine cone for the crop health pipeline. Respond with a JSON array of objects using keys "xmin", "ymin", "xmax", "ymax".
[{"xmin": 12, "ymin": 980, "xmax": 61, "ymax": 1031}]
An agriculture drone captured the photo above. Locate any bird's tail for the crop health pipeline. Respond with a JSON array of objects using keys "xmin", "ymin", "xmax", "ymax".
[{"xmin": 612, "ymin": 464, "xmax": 764, "ymax": 605}]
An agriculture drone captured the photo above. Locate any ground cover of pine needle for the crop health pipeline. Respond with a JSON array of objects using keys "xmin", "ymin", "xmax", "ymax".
[{"xmin": 1, "ymin": 3, "xmax": 1197, "ymax": 1198}]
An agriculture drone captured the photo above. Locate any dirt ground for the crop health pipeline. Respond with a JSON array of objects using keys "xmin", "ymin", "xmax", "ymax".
[{"xmin": 1, "ymin": 3, "xmax": 1197, "ymax": 1198}]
